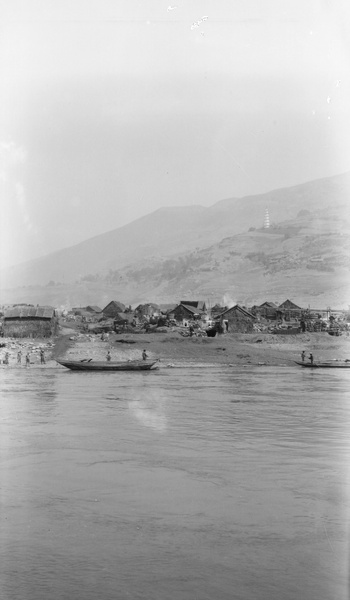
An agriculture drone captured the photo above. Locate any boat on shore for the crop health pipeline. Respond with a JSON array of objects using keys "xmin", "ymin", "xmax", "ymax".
[
  {"xmin": 57, "ymin": 359, "xmax": 158, "ymax": 371},
  {"xmin": 295, "ymin": 361, "xmax": 350, "ymax": 369}
]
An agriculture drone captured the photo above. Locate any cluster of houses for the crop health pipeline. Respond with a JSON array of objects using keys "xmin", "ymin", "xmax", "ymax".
[
  {"xmin": 59, "ymin": 300, "xmax": 262, "ymax": 336},
  {"xmin": 1, "ymin": 298, "xmax": 349, "ymax": 339}
]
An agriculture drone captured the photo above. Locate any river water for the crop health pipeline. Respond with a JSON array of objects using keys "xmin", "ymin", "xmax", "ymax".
[{"xmin": 0, "ymin": 364, "xmax": 349, "ymax": 600}]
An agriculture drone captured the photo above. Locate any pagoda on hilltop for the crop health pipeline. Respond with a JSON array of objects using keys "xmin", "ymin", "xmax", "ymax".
[{"xmin": 264, "ymin": 207, "xmax": 270, "ymax": 229}]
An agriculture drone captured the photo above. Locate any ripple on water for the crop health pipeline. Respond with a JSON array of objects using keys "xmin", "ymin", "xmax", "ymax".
[{"xmin": 0, "ymin": 365, "xmax": 349, "ymax": 600}]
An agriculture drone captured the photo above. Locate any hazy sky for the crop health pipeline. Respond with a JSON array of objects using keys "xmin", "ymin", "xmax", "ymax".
[{"xmin": 1, "ymin": 0, "xmax": 350, "ymax": 269}]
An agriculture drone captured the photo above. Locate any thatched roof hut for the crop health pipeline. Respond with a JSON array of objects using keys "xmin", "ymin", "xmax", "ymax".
[
  {"xmin": 278, "ymin": 299, "xmax": 302, "ymax": 320},
  {"xmin": 216, "ymin": 305, "xmax": 256, "ymax": 333},
  {"xmin": 172, "ymin": 303, "xmax": 206, "ymax": 322},
  {"xmin": 102, "ymin": 301, "xmax": 126, "ymax": 317},
  {"xmin": 252, "ymin": 301, "xmax": 278, "ymax": 320},
  {"xmin": 85, "ymin": 305, "xmax": 102, "ymax": 314},
  {"xmin": 134, "ymin": 303, "xmax": 160, "ymax": 319},
  {"xmin": 180, "ymin": 300, "xmax": 207, "ymax": 311},
  {"xmin": 4, "ymin": 306, "xmax": 57, "ymax": 338}
]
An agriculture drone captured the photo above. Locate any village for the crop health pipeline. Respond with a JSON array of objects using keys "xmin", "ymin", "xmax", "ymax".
[{"xmin": 0, "ymin": 297, "xmax": 349, "ymax": 368}]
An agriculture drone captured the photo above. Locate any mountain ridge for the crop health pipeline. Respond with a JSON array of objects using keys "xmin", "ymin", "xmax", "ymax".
[{"xmin": 1, "ymin": 172, "xmax": 349, "ymax": 305}]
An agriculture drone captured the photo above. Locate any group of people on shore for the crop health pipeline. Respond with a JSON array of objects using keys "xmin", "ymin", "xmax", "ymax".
[{"xmin": 2, "ymin": 348, "xmax": 46, "ymax": 366}]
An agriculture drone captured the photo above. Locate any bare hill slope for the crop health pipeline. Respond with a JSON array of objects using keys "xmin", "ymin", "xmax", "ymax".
[
  {"xmin": 1, "ymin": 173, "xmax": 350, "ymax": 305},
  {"xmin": 2, "ymin": 201, "xmax": 349, "ymax": 309},
  {"xmin": 1, "ymin": 171, "xmax": 349, "ymax": 290},
  {"xmin": 116, "ymin": 206, "xmax": 350, "ymax": 308}
]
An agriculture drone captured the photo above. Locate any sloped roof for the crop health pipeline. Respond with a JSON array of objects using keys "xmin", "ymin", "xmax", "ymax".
[
  {"xmin": 211, "ymin": 304, "xmax": 227, "ymax": 315},
  {"xmin": 174, "ymin": 303, "xmax": 205, "ymax": 316},
  {"xmin": 102, "ymin": 300, "xmax": 126, "ymax": 312},
  {"xmin": 219, "ymin": 304, "xmax": 256, "ymax": 319},
  {"xmin": 85, "ymin": 305, "xmax": 102, "ymax": 313},
  {"xmin": 259, "ymin": 301, "xmax": 278, "ymax": 308},
  {"xmin": 135, "ymin": 303, "xmax": 160, "ymax": 311},
  {"xmin": 180, "ymin": 300, "xmax": 206, "ymax": 310},
  {"xmin": 4, "ymin": 306, "xmax": 55, "ymax": 319},
  {"xmin": 278, "ymin": 299, "xmax": 302, "ymax": 310}
]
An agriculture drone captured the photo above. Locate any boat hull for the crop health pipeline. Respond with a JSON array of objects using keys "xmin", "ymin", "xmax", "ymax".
[
  {"xmin": 294, "ymin": 361, "xmax": 350, "ymax": 369},
  {"xmin": 57, "ymin": 359, "xmax": 157, "ymax": 371}
]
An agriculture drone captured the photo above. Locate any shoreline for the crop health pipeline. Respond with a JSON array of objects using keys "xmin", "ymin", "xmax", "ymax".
[
  {"xmin": 2, "ymin": 324, "xmax": 349, "ymax": 369},
  {"xmin": 52, "ymin": 328, "xmax": 350, "ymax": 368}
]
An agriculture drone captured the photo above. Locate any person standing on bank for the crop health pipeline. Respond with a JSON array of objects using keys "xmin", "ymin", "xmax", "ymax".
[
  {"xmin": 309, "ymin": 353, "xmax": 314, "ymax": 365},
  {"xmin": 26, "ymin": 353, "xmax": 30, "ymax": 367},
  {"xmin": 40, "ymin": 349, "xmax": 45, "ymax": 364},
  {"xmin": 301, "ymin": 350, "xmax": 305, "ymax": 362},
  {"xmin": 17, "ymin": 350, "xmax": 22, "ymax": 364},
  {"xmin": 142, "ymin": 349, "xmax": 148, "ymax": 360},
  {"xmin": 106, "ymin": 350, "xmax": 111, "ymax": 362}
]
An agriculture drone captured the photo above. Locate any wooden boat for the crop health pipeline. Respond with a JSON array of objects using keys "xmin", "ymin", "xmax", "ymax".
[
  {"xmin": 57, "ymin": 359, "xmax": 158, "ymax": 371},
  {"xmin": 295, "ymin": 361, "xmax": 350, "ymax": 369}
]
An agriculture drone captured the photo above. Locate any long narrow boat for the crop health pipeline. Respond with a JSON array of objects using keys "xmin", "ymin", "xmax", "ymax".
[
  {"xmin": 57, "ymin": 359, "xmax": 158, "ymax": 371},
  {"xmin": 295, "ymin": 361, "xmax": 350, "ymax": 369}
]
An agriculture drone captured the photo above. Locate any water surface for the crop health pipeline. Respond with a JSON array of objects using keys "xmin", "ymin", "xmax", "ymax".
[{"xmin": 0, "ymin": 365, "xmax": 349, "ymax": 599}]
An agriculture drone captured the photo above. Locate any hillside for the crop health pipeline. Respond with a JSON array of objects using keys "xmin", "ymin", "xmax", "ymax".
[
  {"xmin": 1, "ymin": 171, "xmax": 349, "ymax": 293},
  {"xmin": 113, "ymin": 206, "xmax": 350, "ymax": 308},
  {"xmin": 2, "ymin": 202, "xmax": 349, "ymax": 308}
]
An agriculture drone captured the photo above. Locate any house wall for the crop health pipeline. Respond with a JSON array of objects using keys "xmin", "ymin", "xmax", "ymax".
[
  {"xmin": 279, "ymin": 309, "xmax": 302, "ymax": 321},
  {"xmin": 173, "ymin": 306, "xmax": 193, "ymax": 322},
  {"xmin": 135, "ymin": 305, "xmax": 159, "ymax": 318},
  {"xmin": 224, "ymin": 309, "xmax": 255, "ymax": 333},
  {"xmin": 260, "ymin": 308, "xmax": 278, "ymax": 320},
  {"xmin": 4, "ymin": 318, "xmax": 57, "ymax": 338},
  {"xmin": 103, "ymin": 307, "xmax": 120, "ymax": 318},
  {"xmin": 103, "ymin": 302, "xmax": 126, "ymax": 317}
]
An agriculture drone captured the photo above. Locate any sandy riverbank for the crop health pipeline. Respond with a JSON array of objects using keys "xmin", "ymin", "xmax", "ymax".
[
  {"xmin": 2, "ymin": 324, "xmax": 349, "ymax": 369},
  {"xmin": 0, "ymin": 324, "xmax": 76, "ymax": 368},
  {"xmin": 53, "ymin": 327, "xmax": 350, "ymax": 367}
]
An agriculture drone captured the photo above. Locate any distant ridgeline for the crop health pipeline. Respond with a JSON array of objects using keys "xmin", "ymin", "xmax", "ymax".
[{"xmin": 1, "ymin": 171, "xmax": 349, "ymax": 306}]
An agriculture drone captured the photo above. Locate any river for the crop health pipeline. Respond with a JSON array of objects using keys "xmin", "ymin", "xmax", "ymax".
[{"xmin": 0, "ymin": 364, "xmax": 349, "ymax": 600}]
